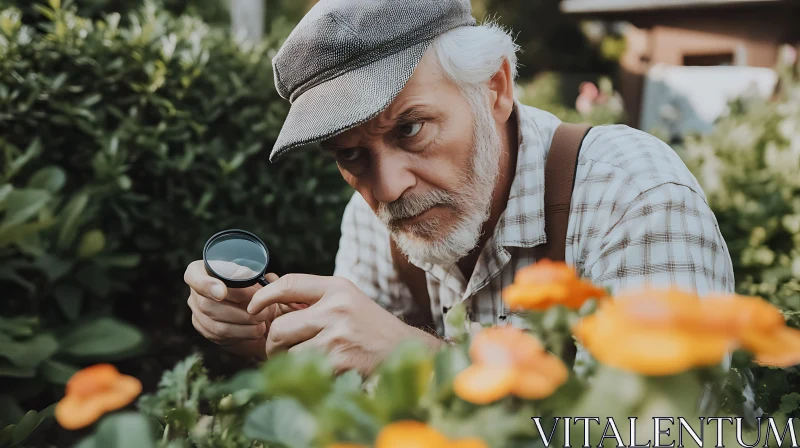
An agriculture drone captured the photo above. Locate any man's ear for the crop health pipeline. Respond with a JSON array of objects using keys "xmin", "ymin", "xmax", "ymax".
[{"xmin": 487, "ymin": 58, "xmax": 515, "ymax": 124}]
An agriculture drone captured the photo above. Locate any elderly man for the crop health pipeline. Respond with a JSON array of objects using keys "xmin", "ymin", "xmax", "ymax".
[{"xmin": 184, "ymin": 0, "xmax": 734, "ymax": 375}]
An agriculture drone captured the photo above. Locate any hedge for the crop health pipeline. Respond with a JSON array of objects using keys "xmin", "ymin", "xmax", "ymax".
[{"xmin": 0, "ymin": 0, "xmax": 351, "ymax": 429}]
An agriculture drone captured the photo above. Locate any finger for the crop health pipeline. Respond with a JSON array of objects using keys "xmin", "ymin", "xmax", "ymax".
[
  {"xmin": 185, "ymin": 260, "xmax": 260, "ymax": 305},
  {"xmin": 185, "ymin": 260, "xmax": 227, "ymax": 301},
  {"xmin": 249, "ymin": 274, "xmax": 337, "ymax": 314},
  {"xmin": 188, "ymin": 290, "xmax": 272, "ymax": 324},
  {"xmin": 192, "ymin": 307, "xmax": 266, "ymax": 343},
  {"xmin": 265, "ymin": 308, "xmax": 325, "ymax": 357},
  {"xmin": 263, "ymin": 273, "xmax": 309, "ymax": 311}
]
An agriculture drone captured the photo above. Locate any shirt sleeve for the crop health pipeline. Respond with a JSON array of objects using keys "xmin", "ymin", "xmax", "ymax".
[
  {"xmin": 333, "ymin": 192, "xmax": 417, "ymax": 317},
  {"xmin": 584, "ymin": 182, "xmax": 735, "ymax": 296}
]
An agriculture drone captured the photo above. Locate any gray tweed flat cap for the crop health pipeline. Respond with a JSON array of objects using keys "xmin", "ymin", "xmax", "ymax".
[{"xmin": 269, "ymin": 0, "xmax": 476, "ymax": 162}]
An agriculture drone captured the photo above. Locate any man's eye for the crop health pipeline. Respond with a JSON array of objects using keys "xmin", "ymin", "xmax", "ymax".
[
  {"xmin": 336, "ymin": 148, "xmax": 363, "ymax": 162},
  {"xmin": 399, "ymin": 122, "xmax": 423, "ymax": 138}
]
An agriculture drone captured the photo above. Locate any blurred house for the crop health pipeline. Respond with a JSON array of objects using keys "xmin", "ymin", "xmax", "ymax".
[{"xmin": 561, "ymin": 0, "xmax": 800, "ymax": 139}]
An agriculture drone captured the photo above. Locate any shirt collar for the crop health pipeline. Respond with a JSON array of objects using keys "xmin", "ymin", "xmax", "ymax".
[{"xmin": 493, "ymin": 100, "xmax": 548, "ymax": 249}]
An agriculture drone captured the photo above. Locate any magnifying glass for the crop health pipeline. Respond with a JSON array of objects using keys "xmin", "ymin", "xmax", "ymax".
[{"xmin": 203, "ymin": 229, "xmax": 271, "ymax": 288}]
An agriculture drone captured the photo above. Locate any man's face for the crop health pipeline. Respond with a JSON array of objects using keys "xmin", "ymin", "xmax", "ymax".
[{"xmin": 322, "ymin": 52, "xmax": 503, "ymax": 265}]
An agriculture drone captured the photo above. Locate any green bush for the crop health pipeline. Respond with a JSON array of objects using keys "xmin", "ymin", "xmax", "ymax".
[
  {"xmin": 0, "ymin": 0, "xmax": 230, "ymax": 27},
  {"xmin": 0, "ymin": 0, "xmax": 350, "ymax": 434},
  {"xmin": 679, "ymin": 46, "xmax": 800, "ymax": 417}
]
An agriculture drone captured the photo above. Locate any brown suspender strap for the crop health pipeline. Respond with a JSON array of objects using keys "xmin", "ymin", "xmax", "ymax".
[
  {"xmin": 389, "ymin": 122, "xmax": 592, "ymax": 329},
  {"xmin": 534, "ymin": 123, "xmax": 592, "ymax": 262}
]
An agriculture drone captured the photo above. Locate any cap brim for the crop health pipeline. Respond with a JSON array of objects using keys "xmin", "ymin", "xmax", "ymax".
[{"xmin": 269, "ymin": 39, "xmax": 433, "ymax": 162}]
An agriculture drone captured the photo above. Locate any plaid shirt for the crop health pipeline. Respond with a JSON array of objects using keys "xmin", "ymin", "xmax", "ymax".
[{"xmin": 333, "ymin": 102, "xmax": 735, "ymax": 338}]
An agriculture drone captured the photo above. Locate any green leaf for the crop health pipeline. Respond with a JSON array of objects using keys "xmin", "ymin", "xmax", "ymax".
[
  {"xmin": 10, "ymin": 410, "xmax": 47, "ymax": 446},
  {"xmin": 431, "ymin": 344, "xmax": 471, "ymax": 400},
  {"xmin": 0, "ymin": 334, "xmax": 58, "ymax": 367},
  {"xmin": 91, "ymin": 413, "xmax": 156, "ymax": 448},
  {"xmin": 32, "ymin": 253, "xmax": 73, "ymax": 282},
  {"xmin": 0, "ymin": 424, "xmax": 14, "ymax": 447},
  {"xmin": 0, "ymin": 189, "xmax": 50, "ymax": 238},
  {"xmin": 261, "ymin": 350, "xmax": 333, "ymax": 408},
  {"xmin": 0, "ymin": 184, "xmax": 13, "ymax": 207},
  {"xmin": 54, "ymin": 285, "xmax": 83, "ymax": 320},
  {"xmin": 372, "ymin": 340, "xmax": 434, "ymax": 420},
  {"xmin": 59, "ymin": 317, "xmax": 144, "ymax": 358},
  {"xmin": 77, "ymin": 229, "xmax": 106, "ymax": 258},
  {"xmin": 27, "ymin": 166, "xmax": 66, "ymax": 193},
  {"xmin": 779, "ymin": 392, "xmax": 800, "ymax": 414},
  {"xmin": 39, "ymin": 359, "xmax": 78, "ymax": 385},
  {"xmin": 0, "ymin": 317, "xmax": 38, "ymax": 338},
  {"xmin": 3, "ymin": 140, "xmax": 42, "ymax": 182},
  {"xmin": 56, "ymin": 193, "xmax": 89, "ymax": 250},
  {"xmin": 244, "ymin": 398, "xmax": 318, "ymax": 448}
]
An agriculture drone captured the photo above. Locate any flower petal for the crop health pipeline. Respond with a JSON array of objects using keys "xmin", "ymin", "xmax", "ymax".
[
  {"xmin": 744, "ymin": 326, "xmax": 800, "ymax": 368},
  {"xmin": 449, "ymin": 438, "xmax": 489, "ymax": 448},
  {"xmin": 376, "ymin": 421, "xmax": 449, "ymax": 448},
  {"xmin": 56, "ymin": 366, "xmax": 142, "ymax": 430},
  {"xmin": 576, "ymin": 314, "xmax": 730, "ymax": 376},
  {"xmin": 453, "ymin": 365, "xmax": 516, "ymax": 405},
  {"xmin": 512, "ymin": 368, "xmax": 561, "ymax": 400},
  {"xmin": 55, "ymin": 394, "xmax": 106, "ymax": 430}
]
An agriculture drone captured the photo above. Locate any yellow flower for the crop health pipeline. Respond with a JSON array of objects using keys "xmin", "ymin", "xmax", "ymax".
[
  {"xmin": 55, "ymin": 364, "xmax": 142, "ymax": 430},
  {"xmin": 454, "ymin": 326, "xmax": 568, "ymax": 404},
  {"xmin": 375, "ymin": 421, "xmax": 487, "ymax": 448},
  {"xmin": 573, "ymin": 289, "xmax": 800, "ymax": 376},
  {"xmin": 502, "ymin": 259, "xmax": 606, "ymax": 311}
]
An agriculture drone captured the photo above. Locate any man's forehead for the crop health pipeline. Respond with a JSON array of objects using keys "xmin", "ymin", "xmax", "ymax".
[{"xmin": 322, "ymin": 53, "xmax": 449, "ymax": 145}]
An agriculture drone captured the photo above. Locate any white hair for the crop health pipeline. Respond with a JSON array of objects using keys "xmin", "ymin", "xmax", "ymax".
[{"xmin": 431, "ymin": 22, "xmax": 520, "ymax": 90}]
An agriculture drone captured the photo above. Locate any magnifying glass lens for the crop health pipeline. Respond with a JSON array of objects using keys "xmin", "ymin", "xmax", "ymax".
[{"xmin": 206, "ymin": 234, "xmax": 267, "ymax": 281}]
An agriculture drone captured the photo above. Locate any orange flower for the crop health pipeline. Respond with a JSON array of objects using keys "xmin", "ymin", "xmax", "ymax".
[
  {"xmin": 454, "ymin": 326, "xmax": 568, "ymax": 404},
  {"xmin": 375, "ymin": 421, "xmax": 488, "ymax": 448},
  {"xmin": 55, "ymin": 364, "xmax": 142, "ymax": 430},
  {"xmin": 502, "ymin": 259, "xmax": 606, "ymax": 311},
  {"xmin": 573, "ymin": 289, "xmax": 800, "ymax": 376}
]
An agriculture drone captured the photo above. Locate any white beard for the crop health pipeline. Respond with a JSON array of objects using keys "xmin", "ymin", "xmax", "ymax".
[{"xmin": 377, "ymin": 86, "xmax": 503, "ymax": 266}]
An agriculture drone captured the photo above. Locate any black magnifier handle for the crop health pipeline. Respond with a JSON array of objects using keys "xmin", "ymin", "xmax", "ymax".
[{"xmin": 257, "ymin": 275, "xmax": 269, "ymax": 287}]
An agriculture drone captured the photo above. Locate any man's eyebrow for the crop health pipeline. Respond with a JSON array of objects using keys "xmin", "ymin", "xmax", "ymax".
[{"xmin": 393, "ymin": 106, "xmax": 432, "ymax": 124}]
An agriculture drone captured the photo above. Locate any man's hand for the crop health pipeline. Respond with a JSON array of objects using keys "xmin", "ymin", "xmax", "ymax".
[
  {"xmin": 184, "ymin": 260, "xmax": 292, "ymax": 360},
  {"xmin": 247, "ymin": 274, "xmax": 443, "ymax": 376}
]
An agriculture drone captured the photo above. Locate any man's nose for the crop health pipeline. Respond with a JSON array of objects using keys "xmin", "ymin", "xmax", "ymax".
[{"xmin": 370, "ymin": 151, "xmax": 416, "ymax": 205}]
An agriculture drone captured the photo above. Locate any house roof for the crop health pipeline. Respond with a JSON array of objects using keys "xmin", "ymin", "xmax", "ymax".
[{"xmin": 561, "ymin": 0, "xmax": 787, "ymax": 15}]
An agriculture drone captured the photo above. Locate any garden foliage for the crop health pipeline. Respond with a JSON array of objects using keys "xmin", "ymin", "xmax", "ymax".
[
  {"xmin": 61, "ymin": 264, "xmax": 800, "ymax": 447},
  {"xmin": 680, "ymin": 47, "xmax": 800, "ymax": 421},
  {"xmin": 0, "ymin": 1, "xmax": 350, "ymax": 440}
]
